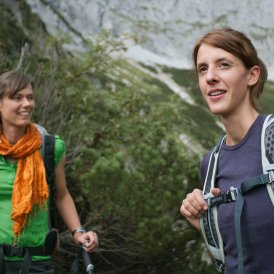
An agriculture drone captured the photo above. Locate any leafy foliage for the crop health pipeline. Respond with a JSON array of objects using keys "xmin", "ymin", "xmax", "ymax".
[
  {"xmin": 27, "ymin": 35, "xmax": 215, "ymax": 273},
  {"xmin": 6, "ymin": 1, "xmax": 270, "ymax": 273}
]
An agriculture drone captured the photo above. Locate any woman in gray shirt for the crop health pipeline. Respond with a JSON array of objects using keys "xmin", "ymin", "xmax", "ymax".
[{"xmin": 180, "ymin": 27, "xmax": 273, "ymax": 274}]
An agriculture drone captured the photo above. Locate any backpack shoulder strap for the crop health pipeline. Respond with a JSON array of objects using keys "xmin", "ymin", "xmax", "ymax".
[
  {"xmin": 43, "ymin": 134, "xmax": 57, "ymax": 228},
  {"xmin": 35, "ymin": 124, "xmax": 57, "ymax": 228},
  {"xmin": 200, "ymin": 136, "xmax": 226, "ymax": 272},
  {"xmin": 261, "ymin": 114, "xmax": 274, "ymax": 205},
  {"xmin": 42, "ymin": 134, "xmax": 56, "ymax": 186},
  {"xmin": 35, "ymin": 124, "xmax": 56, "ymax": 185}
]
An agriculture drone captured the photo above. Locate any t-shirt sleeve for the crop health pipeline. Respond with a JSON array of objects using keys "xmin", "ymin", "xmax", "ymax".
[{"xmin": 54, "ymin": 135, "xmax": 66, "ymax": 167}]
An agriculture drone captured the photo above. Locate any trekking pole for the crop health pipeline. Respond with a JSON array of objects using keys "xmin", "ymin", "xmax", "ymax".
[
  {"xmin": 82, "ymin": 247, "xmax": 94, "ymax": 274},
  {"xmin": 70, "ymin": 247, "xmax": 95, "ymax": 274}
]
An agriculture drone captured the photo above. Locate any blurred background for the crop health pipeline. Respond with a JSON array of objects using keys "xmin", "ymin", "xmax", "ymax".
[{"xmin": 1, "ymin": 0, "xmax": 274, "ymax": 273}]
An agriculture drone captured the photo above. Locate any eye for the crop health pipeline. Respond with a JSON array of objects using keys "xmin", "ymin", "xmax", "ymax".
[
  {"xmin": 27, "ymin": 95, "xmax": 34, "ymax": 101},
  {"xmin": 197, "ymin": 65, "xmax": 208, "ymax": 74},
  {"xmin": 12, "ymin": 95, "xmax": 21, "ymax": 101},
  {"xmin": 219, "ymin": 62, "xmax": 230, "ymax": 69}
]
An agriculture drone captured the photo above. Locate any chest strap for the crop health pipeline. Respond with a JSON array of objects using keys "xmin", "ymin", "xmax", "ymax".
[{"xmin": 206, "ymin": 187, "xmax": 239, "ymax": 207}]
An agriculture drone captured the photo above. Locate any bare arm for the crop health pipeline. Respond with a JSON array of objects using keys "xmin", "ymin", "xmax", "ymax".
[{"xmin": 55, "ymin": 156, "xmax": 99, "ymax": 252}]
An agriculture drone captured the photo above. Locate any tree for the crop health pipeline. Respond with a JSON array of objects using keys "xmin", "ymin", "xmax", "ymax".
[{"xmin": 0, "ymin": 9, "xmax": 216, "ymax": 271}]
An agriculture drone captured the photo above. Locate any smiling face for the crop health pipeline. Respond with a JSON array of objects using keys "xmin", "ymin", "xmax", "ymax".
[
  {"xmin": 0, "ymin": 83, "xmax": 35, "ymax": 131},
  {"xmin": 196, "ymin": 43, "xmax": 259, "ymax": 118}
]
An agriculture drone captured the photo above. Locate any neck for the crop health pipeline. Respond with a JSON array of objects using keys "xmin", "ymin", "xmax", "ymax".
[
  {"xmin": 2, "ymin": 125, "xmax": 28, "ymax": 145},
  {"xmin": 220, "ymin": 109, "xmax": 259, "ymax": 146}
]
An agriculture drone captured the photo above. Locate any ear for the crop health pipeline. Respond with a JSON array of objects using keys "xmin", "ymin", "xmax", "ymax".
[{"xmin": 247, "ymin": 65, "xmax": 260, "ymax": 87}]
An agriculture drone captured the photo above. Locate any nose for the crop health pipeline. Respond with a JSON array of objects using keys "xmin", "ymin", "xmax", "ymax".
[
  {"xmin": 22, "ymin": 97, "xmax": 31, "ymax": 107},
  {"xmin": 206, "ymin": 67, "xmax": 219, "ymax": 84}
]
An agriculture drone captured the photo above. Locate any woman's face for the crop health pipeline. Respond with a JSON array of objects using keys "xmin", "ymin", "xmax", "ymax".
[
  {"xmin": 0, "ymin": 83, "xmax": 35, "ymax": 130},
  {"xmin": 196, "ymin": 43, "xmax": 257, "ymax": 118}
]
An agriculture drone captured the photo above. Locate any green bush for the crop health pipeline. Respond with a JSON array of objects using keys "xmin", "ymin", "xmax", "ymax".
[{"xmin": 0, "ymin": 3, "xmax": 220, "ymax": 272}]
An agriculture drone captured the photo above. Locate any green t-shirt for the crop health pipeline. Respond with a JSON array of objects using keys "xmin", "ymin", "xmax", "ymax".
[{"xmin": 0, "ymin": 135, "xmax": 65, "ymax": 261}]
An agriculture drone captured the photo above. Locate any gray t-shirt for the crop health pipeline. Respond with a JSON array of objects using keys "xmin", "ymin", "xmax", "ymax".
[{"xmin": 201, "ymin": 114, "xmax": 274, "ymax": 274}]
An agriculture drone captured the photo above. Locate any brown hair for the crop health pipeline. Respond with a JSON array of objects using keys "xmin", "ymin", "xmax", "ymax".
[
  {"xmin": 0, "ymin": 70, "xmax": 34, "ymax": 100},
  {"xmin": 192, "ymin": 27, "xmax": 268, "ymax": 110}
]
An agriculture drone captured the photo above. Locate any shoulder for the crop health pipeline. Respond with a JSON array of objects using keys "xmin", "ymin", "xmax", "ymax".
[
  {"xmin": 200, "ymin": 150, "xmax": 211, "ymax": 170},
  {"xmin": 249, "ymin": 113, "xmax": 271, "ymax": 137},
  {"xmin": 34, "ymin": 123, "xmax": 66, "ymax": 166},
  {"xmin": 200, "ymin": 150, "xmax": 212, "ymax": 183},
  {"xmin": 54, "ymin": 135, "xmax": 66, "ymax": 153},
  {"xmin": 52, "ymin": 135, "xmax": 66, "ymax": 166},
  {"xmin": 34, "ymin": 124, "xmax": 65, "ymax": 153}
]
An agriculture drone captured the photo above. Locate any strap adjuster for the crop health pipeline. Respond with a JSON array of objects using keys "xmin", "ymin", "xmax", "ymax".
[
  {"xmin": 268, "ymin": 170, "xmax": 274, "ymax": 183},
  {"xmin": 215, "ymin": 259, "xmax": 225, "ymax": 272}
]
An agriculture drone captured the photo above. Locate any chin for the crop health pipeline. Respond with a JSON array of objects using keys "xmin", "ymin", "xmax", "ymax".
[
  {"xmin": 207, "ymin": 104, "xmax": 229, "ymax": 116},
  {"xmin": 17, "ymin": 120, "xmax": 31, "ymax": 127},
  {"xmin": 208, "ymin": 107, "xmax": 224, "ymax": 115}
]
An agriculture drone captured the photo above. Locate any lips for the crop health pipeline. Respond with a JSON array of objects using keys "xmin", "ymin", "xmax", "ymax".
[
  {"xmin": 18, "ymin": 111, "xmax": 31, "ymax": 118},
  {"xmin": 208, "ymin": 90, "xmax": 226, "ymax": 96}
]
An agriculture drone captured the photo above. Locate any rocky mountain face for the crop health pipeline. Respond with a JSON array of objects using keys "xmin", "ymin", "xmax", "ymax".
[
  {"xmin": 2, "ymin": 0, "xmax": 274, "ymax": 152},
  {"xmin": 27, "ymin": 0, "xmax": 274, "ymax": 79},
  {"xmin": 3, "ymin": 0, "xmax": 271, "ymax": 153}
]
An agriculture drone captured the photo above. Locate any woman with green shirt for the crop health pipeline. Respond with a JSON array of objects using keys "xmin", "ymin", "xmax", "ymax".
[{"xmin": 0, "ymin": 70, "xmax": 98, "ymax": 274}]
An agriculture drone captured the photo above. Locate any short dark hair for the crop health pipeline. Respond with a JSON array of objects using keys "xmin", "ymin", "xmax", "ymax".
[{"xmin": 0, "ymin": 70, "xmax": 34, "ymax": 100}]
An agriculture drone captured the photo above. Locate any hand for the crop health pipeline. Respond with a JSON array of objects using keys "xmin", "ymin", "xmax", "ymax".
[
  {"xmin": 74, "ymin": 231, "xmax": 99, "ymax": 252},
  {"xmin": 180, "ymin": 188, "xmax": 220, "ymax": 230}
]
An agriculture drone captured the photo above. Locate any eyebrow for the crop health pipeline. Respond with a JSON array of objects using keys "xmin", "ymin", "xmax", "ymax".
[{"xmin": 197, "ymin": 57, "xmax": 232, "ymax": 68}]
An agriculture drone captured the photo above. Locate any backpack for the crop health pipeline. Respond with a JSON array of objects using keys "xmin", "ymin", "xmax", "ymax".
[{"xmin": 200, "ymin": 114, "xmax": 274, "ymax": 274}]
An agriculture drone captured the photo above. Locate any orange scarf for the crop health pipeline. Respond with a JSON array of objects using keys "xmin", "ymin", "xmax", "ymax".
[{"xmin": 0, "ymin": 123, "xmax": 49, "ymax": 237}]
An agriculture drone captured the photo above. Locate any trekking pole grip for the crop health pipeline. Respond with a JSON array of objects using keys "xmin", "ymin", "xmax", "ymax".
[{"xmin": 82, "ymin": 247, "xmax": 94, "ymax": 274}]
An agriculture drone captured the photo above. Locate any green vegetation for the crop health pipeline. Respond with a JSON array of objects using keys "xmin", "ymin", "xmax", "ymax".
[
  {"xmin": 4, "ymin": 1, "xmax": 274, "ymax": 274},
  {"xmin": 260, "ymin": 81, "xmax": 274, "ymax": 113}
]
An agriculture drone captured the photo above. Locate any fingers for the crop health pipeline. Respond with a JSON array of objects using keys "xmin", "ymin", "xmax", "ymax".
[
  {"xmin": 81, "ymin": 231, "xmax": 99, "ymax": 252},
  {"xmin": 180, "ymin": 188, "xmax": 207, "ymax": 219},
  {"xmin": 180, "ymin": 187, "xmax": 222, "ymax": 219},
  {"xmin": 76, "ymin": 231, "xmax": 99, "ymax": 252},
  {"xmin": 211, "ymin": 187, "xmax": 221, "ymax": 196}
]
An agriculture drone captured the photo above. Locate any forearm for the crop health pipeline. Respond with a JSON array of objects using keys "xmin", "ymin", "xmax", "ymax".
[
  {"xmin": 54, "ymin": 156, "xmax": 98, "ymax": 251},
  {"xmin": 56, "ymin": 192, "xmax": 82, "ymax": 232}
]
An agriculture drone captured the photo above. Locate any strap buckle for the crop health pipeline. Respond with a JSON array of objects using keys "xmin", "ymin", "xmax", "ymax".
[
  {"xmin": 226, "ymin": 186, "xmax": 239, "ymax": 201},
  {"xmin": 205, "ymin": 187, "xmax": 239, "ymax": 207}
]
